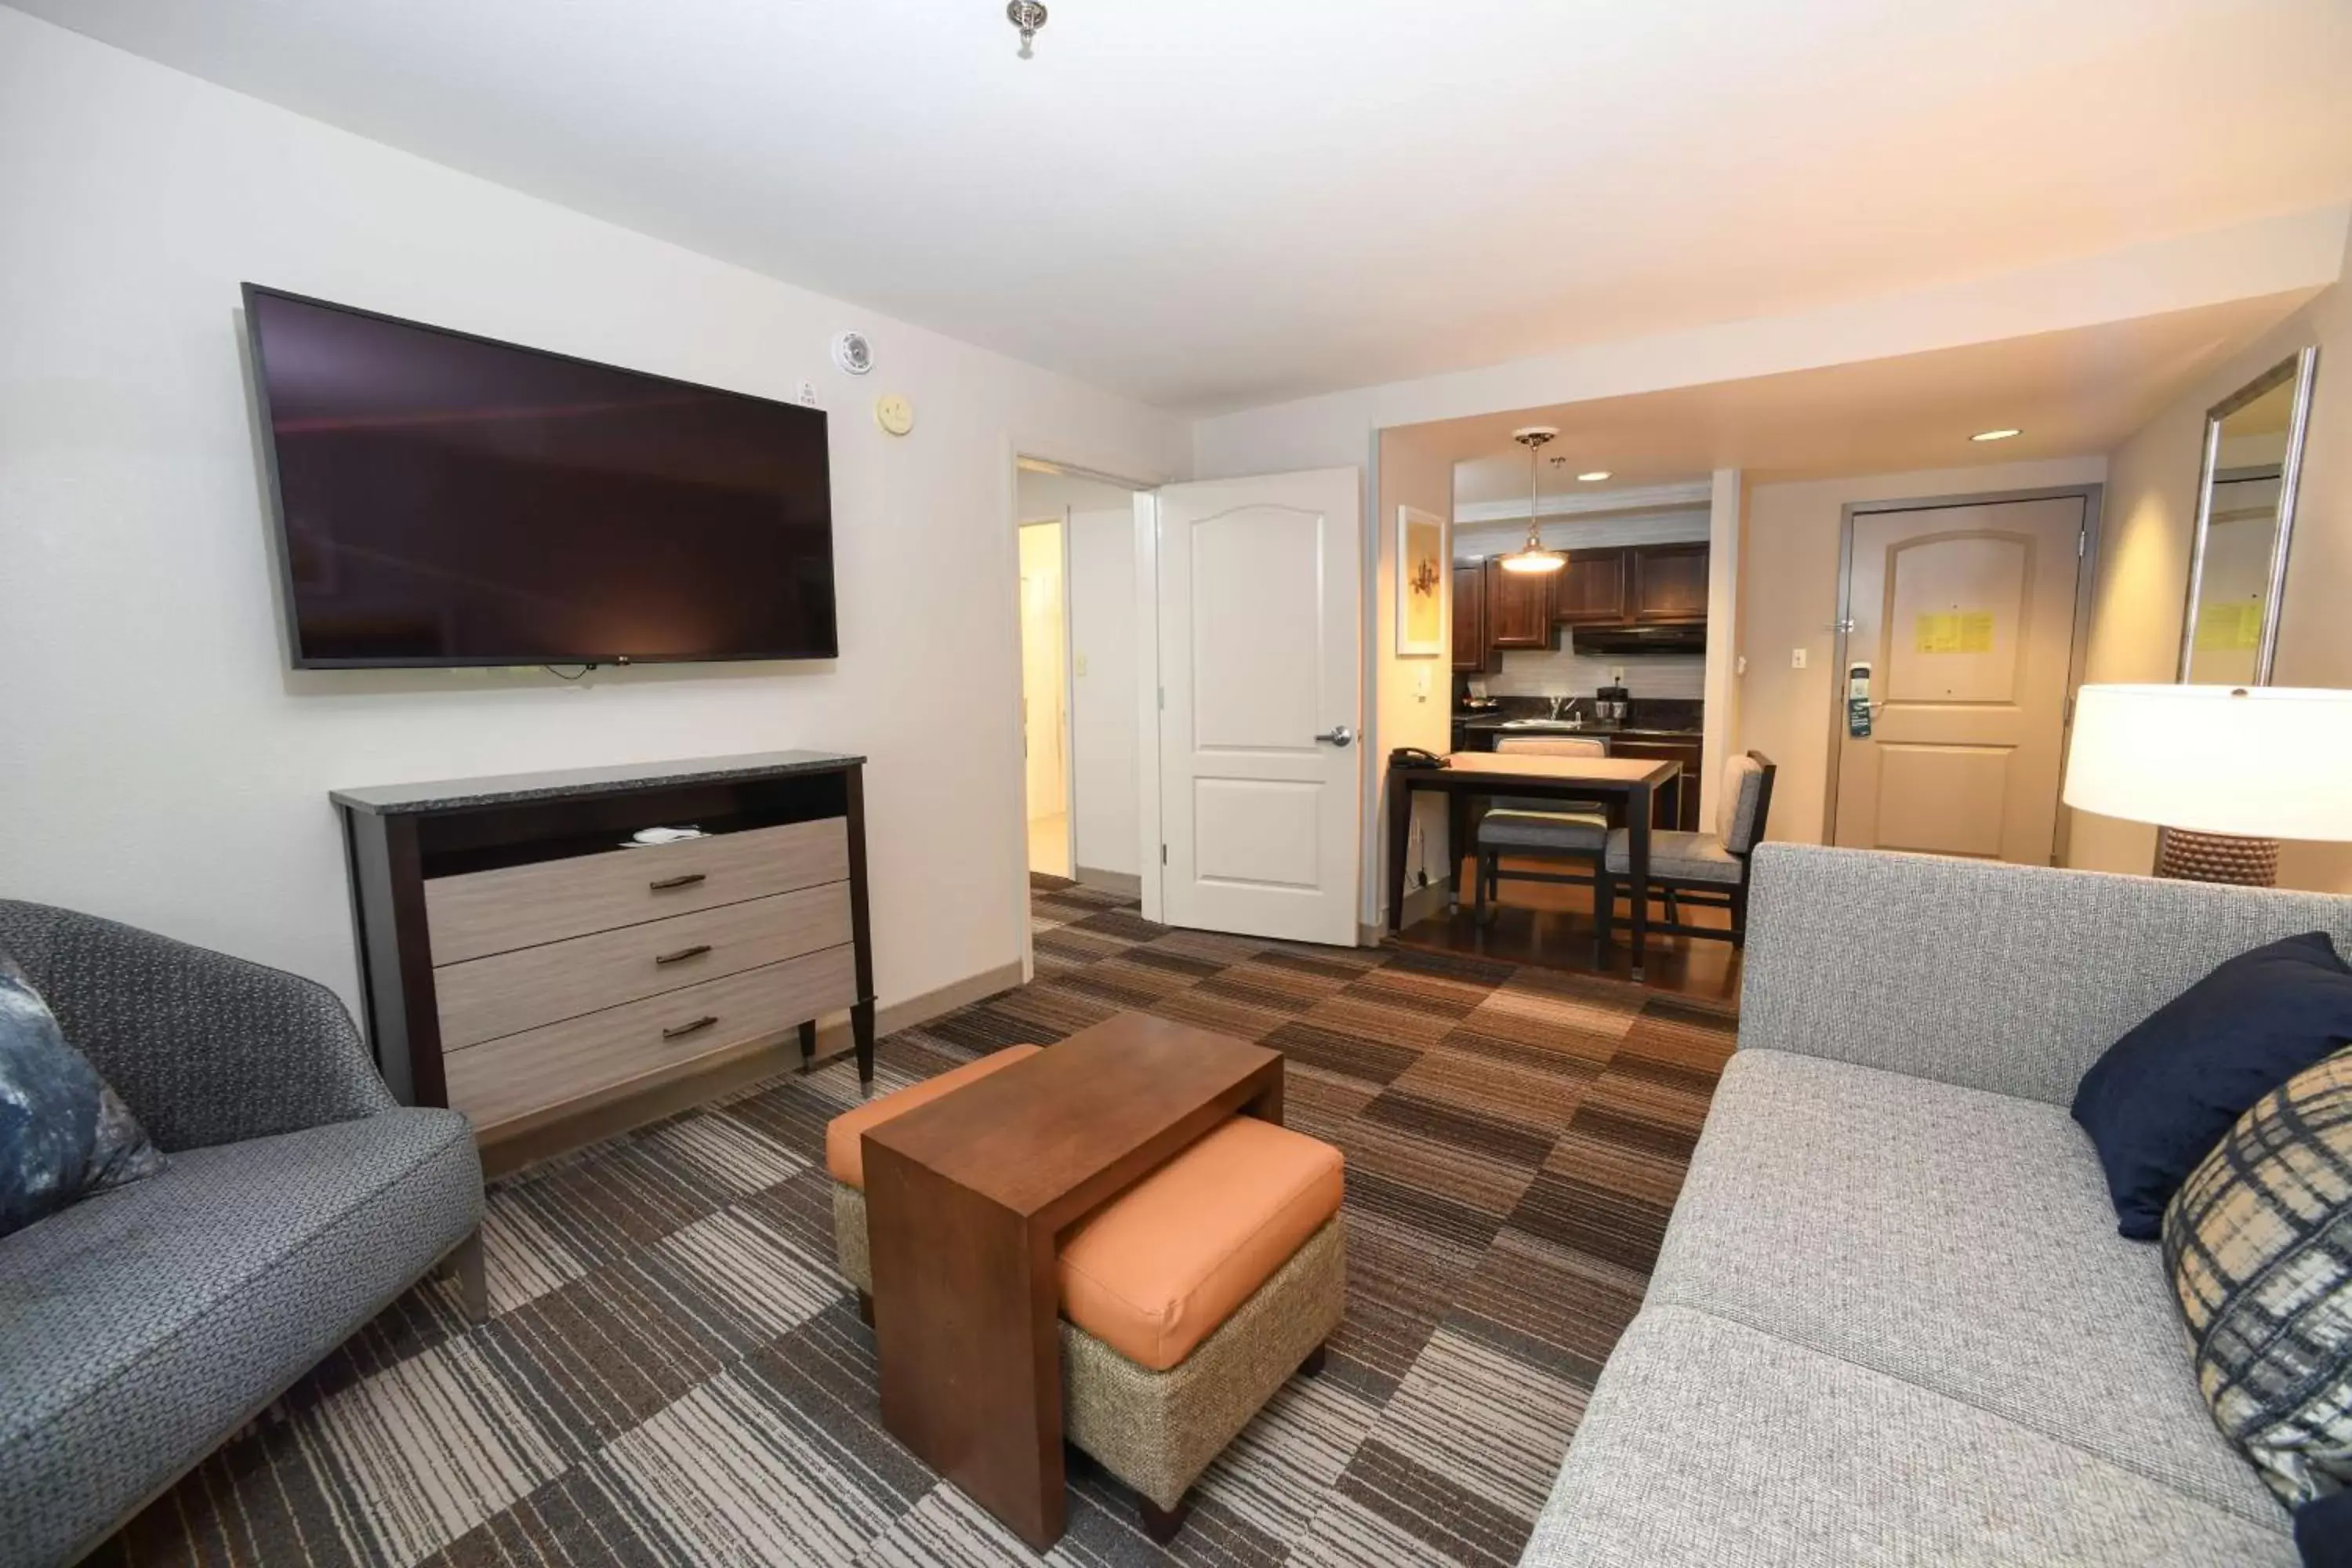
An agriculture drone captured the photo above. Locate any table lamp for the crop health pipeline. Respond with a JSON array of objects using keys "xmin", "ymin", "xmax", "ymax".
[{"xmin": 2063, "ymin": 684, "xmax": 2352, "ymax": 885}]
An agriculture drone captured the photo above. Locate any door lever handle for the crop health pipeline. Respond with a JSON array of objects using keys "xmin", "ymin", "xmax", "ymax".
[{"xmin": 1314, "ymin": 726, "xmax": 1356, "ymax": 748}]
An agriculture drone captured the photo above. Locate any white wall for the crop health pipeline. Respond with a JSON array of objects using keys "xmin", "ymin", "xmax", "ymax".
[
  {"xmin": 1738, "ymin": 456, "xmax": 2109, "ymax": 846},
  {"xmin": 2077, "ymin": 224, "xmax": 2352, "ymax": 891},
  {"xmin": 0, "ymin": 10, "xmax": 1189, "ymax": 1018},
  {"xmin": 1066, "ymin": 506, "xmax": 1141, "ymax": 878},
  {"xmin": 1370, "ymin": 428, "xmax": 1454, "ymax": 920}
]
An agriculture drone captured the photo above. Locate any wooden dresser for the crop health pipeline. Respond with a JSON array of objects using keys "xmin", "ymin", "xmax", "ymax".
[{"xmin": 333, "ymin": 751, "xmax": 874, "ymax": 1156}]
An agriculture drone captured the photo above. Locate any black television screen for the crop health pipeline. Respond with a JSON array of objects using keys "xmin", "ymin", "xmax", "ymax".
[{"xmin": 243, "ymin": 285, "xmax": 837, "ymax": 667}]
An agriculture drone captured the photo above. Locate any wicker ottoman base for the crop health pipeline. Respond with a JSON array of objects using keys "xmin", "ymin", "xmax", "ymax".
[{"xmin": 831, "ymin": 1184, "xmax": 1345, "ymax": 1520}]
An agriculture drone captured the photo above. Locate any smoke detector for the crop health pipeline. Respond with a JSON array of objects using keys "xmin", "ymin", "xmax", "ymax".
[{"xmin": 832, "ymin": 331, "xmax": 873, "ymax": 376}]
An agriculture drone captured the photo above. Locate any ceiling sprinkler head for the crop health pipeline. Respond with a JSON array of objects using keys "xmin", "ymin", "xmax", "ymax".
[{"xmin": 1007, "ymin": 1, "xmax": 1047, "ymax": 59}]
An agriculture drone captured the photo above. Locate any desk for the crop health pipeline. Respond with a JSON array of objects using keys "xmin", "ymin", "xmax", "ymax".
[
  {"xmin": 862, "ymin": 1014, "xmax": 1283, "ymax": 1550},
  {"xmin": 1386, "ymin": 753, "xmax": 1683, "ymax": 975}
]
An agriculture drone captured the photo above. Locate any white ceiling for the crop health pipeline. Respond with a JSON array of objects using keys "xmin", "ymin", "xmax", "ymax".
[
  {"xmin": 1438, "ymin": 291, "xmax": 2312, "ymax": 499},
  {"xmin": 18, "ymin": 0, "xmax": 2352, "ymax": 413}
]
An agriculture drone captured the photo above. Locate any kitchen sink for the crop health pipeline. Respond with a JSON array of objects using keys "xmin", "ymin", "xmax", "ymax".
[{"xmin": 1497, "ymin": 718, "xmax": 1588, "ymax": 731}]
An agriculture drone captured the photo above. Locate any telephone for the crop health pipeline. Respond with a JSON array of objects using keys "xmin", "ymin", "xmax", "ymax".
[{"xmin": 1391, "ymin": 747, "xmax": 1449, "ymax": 770}]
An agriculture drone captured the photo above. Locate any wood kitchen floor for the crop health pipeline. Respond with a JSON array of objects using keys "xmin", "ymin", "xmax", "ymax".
[{"xmin": 1392, "ymin": 853, "xmax": 1743, "ymax": 1004}]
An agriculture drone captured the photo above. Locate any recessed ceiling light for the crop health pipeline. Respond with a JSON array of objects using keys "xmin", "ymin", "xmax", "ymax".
[
  {"xmin": 1577, "ymin": 470, "xmax": 1612, "ymax": 482},
  {"xmin": 1971, "ymin": 428, "xmax": 2022, "ymax": 442}
]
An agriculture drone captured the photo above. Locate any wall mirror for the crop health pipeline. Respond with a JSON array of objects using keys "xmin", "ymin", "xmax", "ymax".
[{"xmin": 2179, "ymin": 346, "xmax": 2319, "ymax": 684}]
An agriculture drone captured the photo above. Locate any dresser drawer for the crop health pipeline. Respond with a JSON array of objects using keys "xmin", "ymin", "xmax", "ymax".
[
  {"xmin": 434, "ymin": 882, "xmax": 854, "ymax": 1049},
  {"xmin": 425, "ymin": 817, "xmax": 849, "ymax": 964},
  {"xmin": 444, "ymin": 945, "xmax": 858, "ymax": 1133}
]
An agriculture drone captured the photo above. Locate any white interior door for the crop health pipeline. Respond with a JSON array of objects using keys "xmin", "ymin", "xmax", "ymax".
[{"xmin": 1154, "ymin": 468, "xmax": 1361, "ymax": 945}]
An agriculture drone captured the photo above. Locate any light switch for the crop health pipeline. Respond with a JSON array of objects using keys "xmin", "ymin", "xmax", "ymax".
[
  {"xmin": 1791, "ymin": 648, "xmax": 1809, "ymax": 670},
  {"xmin": 1075, "ymin": 653, "xmax": 1089, "ymax": 677}
]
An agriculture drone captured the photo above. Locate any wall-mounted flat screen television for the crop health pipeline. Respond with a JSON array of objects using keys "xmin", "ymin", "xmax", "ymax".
[{"xmin": 243, "ymin": 284, "xmax": 837, "ymax": 667}]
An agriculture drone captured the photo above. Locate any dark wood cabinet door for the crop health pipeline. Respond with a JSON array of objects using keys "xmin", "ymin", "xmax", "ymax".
[
  {"xmin": 1483, "ymin": 559, "xmax": 1556, "ymax": 650},
  {"xmin": 1552, "ymin": 547, "xmax": 1628, "ymax": 624},
  {"xmin": 1450, "ymin": 562, "xmax": 1490, "ymax": 671},
  {"xmin": 1630, "ymin": 543, "xmax": 1710, "ymax": 622},
  {"xmin": 1609, "ymin": 738, "xmax": 1704, "ymax": 830}
]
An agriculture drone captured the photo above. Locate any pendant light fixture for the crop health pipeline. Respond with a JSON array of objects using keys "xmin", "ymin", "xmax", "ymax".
[{"xmin": 1499, "ymin": 427, "xmax": 1566, "ymax": 574}]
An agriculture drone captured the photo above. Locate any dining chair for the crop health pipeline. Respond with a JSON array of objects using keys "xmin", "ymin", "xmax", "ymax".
[
  {"xmin": 1595, "ymin": 750, "xmax": 1777, "ymax": 949},
  {"xmin": 1472, "ymin": 735, "xmax": 1613, "ymax": 925}
]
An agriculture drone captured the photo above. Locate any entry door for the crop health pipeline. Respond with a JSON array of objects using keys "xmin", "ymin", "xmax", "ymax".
[
  {"xmin": 1155, "ymin": 468, "xmax": 1361, "ymax": 945},
  {"xmin": 1833, "ymin": 495, "xmax": 2085, "ymax": 862}
]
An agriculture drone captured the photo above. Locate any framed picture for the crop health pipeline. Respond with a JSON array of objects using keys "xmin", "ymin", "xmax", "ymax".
[{"xmin": 1396, "ymin": 504, "xmax": 1446, "ymax": 656}]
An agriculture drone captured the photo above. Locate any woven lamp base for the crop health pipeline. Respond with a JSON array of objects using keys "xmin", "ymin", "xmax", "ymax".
[{"xmin": 2155, "ymin": 827, "xmax": 2280, "ymax": 887}]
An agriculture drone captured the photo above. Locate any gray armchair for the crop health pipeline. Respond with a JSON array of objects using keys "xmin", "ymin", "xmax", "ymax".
[{"xmin": 0, "ymin": 901, "xmax": 483, "ymax": 1568}]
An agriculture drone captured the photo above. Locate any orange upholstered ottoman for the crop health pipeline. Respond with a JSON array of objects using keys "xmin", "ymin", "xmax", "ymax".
[
  {"xmin": 826, "ymin": 1057, "xmax": 1346, "ymax": 1541},
  {"xmin": 825, "ymin": 1044, "xmax": 1041, "ymax": 1311}
]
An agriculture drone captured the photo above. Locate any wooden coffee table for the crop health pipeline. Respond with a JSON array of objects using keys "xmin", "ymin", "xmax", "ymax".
[{"xmin": 862, "ymin": 1014, "xmax": 1283, "ymax": 1550}]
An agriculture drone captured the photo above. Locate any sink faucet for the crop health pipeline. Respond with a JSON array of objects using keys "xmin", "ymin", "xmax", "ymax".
[{"xmin": 1547, "ymin": 694, "xmax": 1572, "ymax": 720}]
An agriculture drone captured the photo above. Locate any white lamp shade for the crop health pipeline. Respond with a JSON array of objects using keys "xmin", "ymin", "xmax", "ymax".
[{"xmin": 2063, "ymin": 684, "xmax": 2352, "ymax": 841}]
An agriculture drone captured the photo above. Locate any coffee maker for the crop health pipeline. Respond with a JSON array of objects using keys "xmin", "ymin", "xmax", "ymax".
[{"xmin": 1595, "ymin": 684, "xmax": 1632, "ymax": 722}]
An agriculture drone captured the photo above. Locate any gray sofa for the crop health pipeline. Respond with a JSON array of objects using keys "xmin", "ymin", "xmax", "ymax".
[
  {"xmin": 1525, "ymin": 844, "xmax": 2352, "ymax": 1567},
  {"xmin": 0, "ymin": 902, "xmax": 483, "ymax": 1568}
]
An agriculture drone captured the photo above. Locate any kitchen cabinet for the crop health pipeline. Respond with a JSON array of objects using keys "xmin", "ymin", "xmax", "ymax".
[
  {"xmin": 1630, "ymin": 543, "xmax": 1710, "ymax": 622},
  {"xmin": 1551, "ymin": 547, "xmax": 1628, "ymax": 624},
  {"xmin": 1610, "ymin": 736, "xmax": 1704, "ymax": 830},
  {"xmin": 1451, "ymin": 562, "xmax": 1490, "ymax": 671},
  {"xmin": 1483, "ymin": 558, "xmax": 1556, "ymax": 650}
]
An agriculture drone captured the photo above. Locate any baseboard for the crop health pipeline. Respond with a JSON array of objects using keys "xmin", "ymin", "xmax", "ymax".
[
  {"xmin": 1361, "ymin": 877, "xmax": 1453, "ymax": 946},
  {"xmin": 478, "ymin": 956, "xmax": 1028, "ymax": 1178},
  {"xmin": 1073, "ymin": 866, "xmax": 1143, "ymax": 899}
]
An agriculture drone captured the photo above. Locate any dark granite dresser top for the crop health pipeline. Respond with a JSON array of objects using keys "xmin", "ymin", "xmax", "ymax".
[{"xmin": 330, "ymin": 750, "xmax": 865, "ymax": 815}]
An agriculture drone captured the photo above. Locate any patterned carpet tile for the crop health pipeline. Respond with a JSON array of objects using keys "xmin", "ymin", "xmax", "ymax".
[
  {"xmin": 100, "ymin": 877, "xmax": 1736, "ymax": 1568},
  {"xmin": 1450, "ymin": 1227, "xmax": 1650, "ymax": 1388}
]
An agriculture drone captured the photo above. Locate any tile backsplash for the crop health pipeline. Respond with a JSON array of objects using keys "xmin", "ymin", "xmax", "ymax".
[{"xmin": 1478, "ymin": 647, "xmax": 1707, "ymax": 701}]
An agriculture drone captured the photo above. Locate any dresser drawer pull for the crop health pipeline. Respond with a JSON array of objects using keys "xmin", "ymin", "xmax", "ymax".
[
  {"xmin": 655, "ymin": 943, "xmax": 713, "ymax": 967},
  {"xmin": 662, "ymin": 1014, "xmax": 720, "ymax": 1040},
  {"xmin": 648, "ymin": 873, "xmax": 708, "ymax": 891}
]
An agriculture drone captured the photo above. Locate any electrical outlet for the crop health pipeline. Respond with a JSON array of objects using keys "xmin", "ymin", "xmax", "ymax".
[
  {"xmin": 1074, "ymin": 653, "xmax": 1088, "ymax": 677},
  {"xmin": 1609, "ymin": 666, "xmax": 1626, "ymax": 684},
  {"xmin": 1791, "ymin": 648, "xmax": 1809, "ymax": 670}
]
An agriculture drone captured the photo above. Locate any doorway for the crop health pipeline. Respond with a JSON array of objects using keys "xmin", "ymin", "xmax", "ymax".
[
  {"xmin": 1017, "ymin": 521, "xmax": 1072, "ymax": 877},
  {"xmin": 1828, "ymin": 487, "xmax": 2100, "ymax": 863},
  {"xmin": 1014, "ymin": 459, "xmax": 1157, "ymax": 897}
]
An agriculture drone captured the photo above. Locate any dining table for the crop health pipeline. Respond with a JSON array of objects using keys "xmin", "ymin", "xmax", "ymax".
[{"xmin": 1385, "ymin": 751, "xmax": 1685, "ymax": 976}]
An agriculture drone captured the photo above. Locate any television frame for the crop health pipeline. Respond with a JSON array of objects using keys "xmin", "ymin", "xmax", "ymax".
[{"xmin": 241, "ymin": 281, "xmax": 838, "ymax": 670}]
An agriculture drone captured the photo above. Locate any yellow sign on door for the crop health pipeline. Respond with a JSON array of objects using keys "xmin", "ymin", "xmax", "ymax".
[{"xmin": 1915, "ymin": 610, "xmax": 1994, "ymax": 654}]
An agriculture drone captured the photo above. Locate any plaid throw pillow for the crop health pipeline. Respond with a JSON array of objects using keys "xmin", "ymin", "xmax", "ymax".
[{"xmin": 2165, "ymin": 1045, "xmax": 2352, "ymax": 1509}]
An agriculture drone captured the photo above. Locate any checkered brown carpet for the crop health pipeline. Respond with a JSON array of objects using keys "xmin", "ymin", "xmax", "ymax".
[{"xmin": 96, "ymin": 878, "xmax": 1736, "ymax": 1568}]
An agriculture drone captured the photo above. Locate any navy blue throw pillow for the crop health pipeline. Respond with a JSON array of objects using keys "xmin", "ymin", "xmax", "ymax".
[
  {"xmin": 2299, "ymin": 1488, "xmax": 2352, "ymax": 1568},
  {"xmin": 0, "ymin": 950, "xmax": 165, "ymax": 1237},
  {"xmin": 2074, "ymin": 931, "xmax": 2352, "ymax": 1240}
]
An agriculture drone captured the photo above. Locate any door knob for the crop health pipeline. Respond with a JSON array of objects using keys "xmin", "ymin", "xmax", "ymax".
[{"xmin": 1315, "ymin": 726, "xmax": 1356, "ymax": 748}]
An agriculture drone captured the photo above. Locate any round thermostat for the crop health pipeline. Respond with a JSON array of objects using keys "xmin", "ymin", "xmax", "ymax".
[
  {"xmin": 832, "ymin": 331, "xmax": 873, "ymax": 376},
  {"xmin": 874, "ymin": 394, "xmax": 914, "ymax": 437}
]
